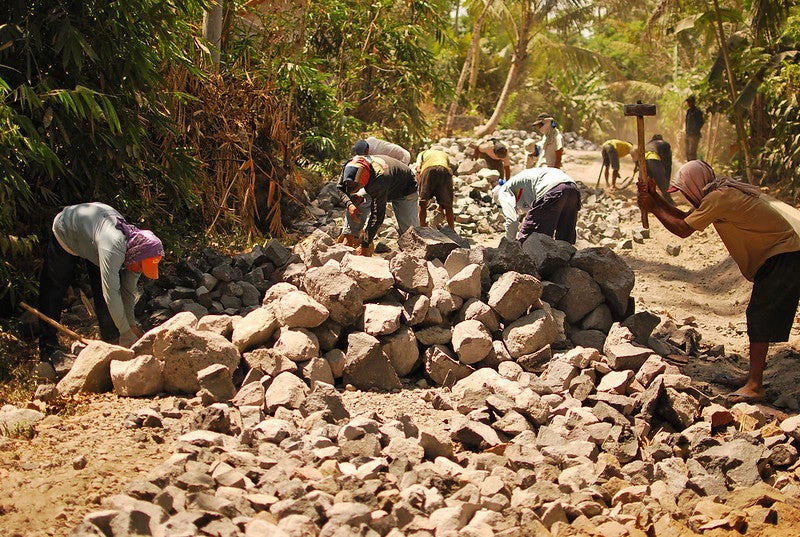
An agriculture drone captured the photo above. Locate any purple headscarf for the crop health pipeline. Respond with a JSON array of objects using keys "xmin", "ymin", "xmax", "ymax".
[{"xmin": 116, "ymin": 217, "xmax": 164, "ymax": 265}]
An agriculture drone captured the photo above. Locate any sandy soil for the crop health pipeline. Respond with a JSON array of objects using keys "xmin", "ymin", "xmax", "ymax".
[{"xmin": 1, "ymin": 149, "xmax": 799, "ymax": 536}]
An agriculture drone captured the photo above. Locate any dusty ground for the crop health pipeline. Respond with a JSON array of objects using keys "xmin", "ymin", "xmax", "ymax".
[{"xmin": 1, "ymin": 149, "xmax": 799, "ymax": 536}]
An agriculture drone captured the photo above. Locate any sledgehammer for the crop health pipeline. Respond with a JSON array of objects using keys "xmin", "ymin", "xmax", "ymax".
[{"xmin": 623, "ymin": 101, "xmax": 656, "ymax": 229}]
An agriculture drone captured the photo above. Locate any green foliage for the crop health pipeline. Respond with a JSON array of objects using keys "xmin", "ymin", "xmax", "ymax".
[{"xmin": 1, "ymin": 0, "xmax": 207, "ymax": 305}]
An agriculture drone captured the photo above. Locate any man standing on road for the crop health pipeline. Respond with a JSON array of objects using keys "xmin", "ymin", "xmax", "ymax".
[
  {"xmin": 492, "ymin": 167, "xmax": 581, "ymax": 244},
  {"xmin": 533, "ymin": 114, "xmax": 563, "ymax": 169},
  {"xmin": 684, "ymin": 95, "xmax": 705, "ymax": 161},
  {"xmin": 638, "ymin": 160, "xmax": 800, "ymax": 404},
  {"xmin": 38, "ymin": 202, "xmax": 164, "ymax": 361},
  {"xmin": 338, "ymin": 154, "xmax": 419, "ymax": 256},
  {"xmin": 415, "ymin": 147, "xmax": 455, "ymax": 230}
]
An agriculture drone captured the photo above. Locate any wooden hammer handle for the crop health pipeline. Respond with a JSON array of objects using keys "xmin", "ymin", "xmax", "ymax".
[{"xmin": 20, "ymin": 301, "xmax": 91, "ymax": 345}]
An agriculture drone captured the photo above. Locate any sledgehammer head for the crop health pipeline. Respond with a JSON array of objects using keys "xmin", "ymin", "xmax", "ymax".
[{"xmin": 624, "ymin": 103, "xmax": 656, "ymax": 117}]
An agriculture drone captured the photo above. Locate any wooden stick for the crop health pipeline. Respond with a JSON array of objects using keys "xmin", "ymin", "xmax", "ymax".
[{"xmin": 19, "ymin": 301, "xmax": 91, "ymax": 345}]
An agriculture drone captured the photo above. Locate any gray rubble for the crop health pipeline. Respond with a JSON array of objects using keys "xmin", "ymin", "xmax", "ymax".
[{"xmin": 39, "ymin": 130, "xmax": 800, "ymax": 536}]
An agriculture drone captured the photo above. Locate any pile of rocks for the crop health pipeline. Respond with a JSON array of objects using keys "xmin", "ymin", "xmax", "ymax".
[{"xmin": 39, "ymin": 221, "xmax": 799, "ymax": 535}]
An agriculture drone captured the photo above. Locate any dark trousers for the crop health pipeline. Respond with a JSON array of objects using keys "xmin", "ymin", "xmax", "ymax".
[
  {"xmin": 38, "ymin": 235, "xmax": 119, "ymax": 353},
  {"xmin": 645, "ymin": 159, "xmax": 674, "ymax": 205},
  {"xmin": 518, "ymin": 183, "xmax": 581, "ymax": 244},
  {"xmin": 685, "ymin": 134, "xmax": 700, "ymax": 161}
]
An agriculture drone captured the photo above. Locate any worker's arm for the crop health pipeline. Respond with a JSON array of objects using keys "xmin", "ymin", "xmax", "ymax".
[
  {"xmin": 554, "ymin": 149, "xmax": 563, "ymax": 169},
  {"xmin": 637, "ymin": 180, "xmax": 695, "ymax": 238}
]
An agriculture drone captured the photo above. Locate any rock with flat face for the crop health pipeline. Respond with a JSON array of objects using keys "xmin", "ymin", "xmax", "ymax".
[
  {"xmin": 342, "ymin": 332, "xmax": 402, "ymax": 391},
  {"xmin": 154, "ymin": 325, "xmax": 240, "ymax": 394},
  {"xmin": 58, "ymin": 341, "xmax": 134, "ymax": 396},
  {"xmin": 397, "ymin": 226, "xmax": 460, "ymax": 261},
  {"xmin": 487, "ymin": 271, "xmax": 542, "ymax": 322},
  {"xmin": 303, "ymin": 260, "xmax": 364, "ymax": 327}
]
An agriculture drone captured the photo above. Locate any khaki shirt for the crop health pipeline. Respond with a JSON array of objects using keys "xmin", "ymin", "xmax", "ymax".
[{"xmin": 685, "ymin": 188, "xmax": 800, "ymax": 281}]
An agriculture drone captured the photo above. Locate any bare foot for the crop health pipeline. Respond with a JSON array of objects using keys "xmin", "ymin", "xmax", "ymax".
[{"xmin": 727, "ymin": 386, "xmax": 766, "ymax": 404}]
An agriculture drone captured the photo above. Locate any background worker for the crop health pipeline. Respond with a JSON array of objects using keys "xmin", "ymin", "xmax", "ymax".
[
  {"xmin": 632, "ymin": 135, "xmax": 675, "ymax": 205},
  {"xmin": 352, "ymin": 136, "xmax": 412, "ymax": 165},
  {"xmin": 533, "ymin": 114, "xmax": 563, "ymax": 168},
  {"xmin": 38, "ymin": 202, "xmax": 164, "ymax": 361},
  {"xmin": 415, "ymin": 147, "xmax": 455, "ymax": 230},
  {"xmin": 473, "ymin": 138, "xmax": 511, "ymax": 182},
  {"xmin": 338, "ymin": 154, "xmax": 419, "ymax": 256},
  {"xmin": 684, "ymin": 95, "xmax": 705, "ymax": 161},
  {"xmin": 493, "ymin": 167, "xmax": 581, "ymax": 244},
  {"xmin": 638, "ymin": 160, "xmax": 800, "ymax": 404},
  {"xmin": 600, "ymin": 139, "xmax": 634, "ymax": 188}
]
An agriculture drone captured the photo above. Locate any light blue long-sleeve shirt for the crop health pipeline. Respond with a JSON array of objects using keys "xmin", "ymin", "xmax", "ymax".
[
  {"xmin": 497, "ymin": 168, "xmax": 575, "ymax": 240},
  {"xmin": 52, "ymin": 203, "xmax": 140, "ymax": 334}
]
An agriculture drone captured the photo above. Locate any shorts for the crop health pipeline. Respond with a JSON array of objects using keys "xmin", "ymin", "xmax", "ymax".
[
  {"xmin": 601, "ymin": 144, "xmax": 620, "ymax": 171},
  {"xmin": 746, "ymin": 250, "xmax": 800, "ymax": 342},
  {"xmin": 418, "ymin": 166, "xmax": 454, "ymax": 208}
]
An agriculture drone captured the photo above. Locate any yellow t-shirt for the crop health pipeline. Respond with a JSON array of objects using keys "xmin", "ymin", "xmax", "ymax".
[
  {"xmin": 417, "ymin": 149, "xmax": 450, "ymax": 172},
  {"xmin": 685, "ymin": 188, "xmax": 800, "ymax": 281},
  {"xmin": 604, "ymin": 139, "xmax": 632, "ymax": 158}
]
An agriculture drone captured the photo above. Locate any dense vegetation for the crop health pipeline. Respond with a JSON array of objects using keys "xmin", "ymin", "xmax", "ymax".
[{"xmin": 1, "ymin": 0, "xmax": 798, "ymax": 325}]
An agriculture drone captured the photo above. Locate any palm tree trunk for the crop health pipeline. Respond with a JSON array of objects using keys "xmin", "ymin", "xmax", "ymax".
[
  {"xmin": 445, "ymin": 0, "xmax": 495, "ymax": 136},
  {"xmin": 203, "ymin": 0, "xmax": 224, "ymax": 67},
  {"xmin": 710, "ymin": 0, "xmax": 754, "ymax": 183},
  {"xmin": 474, "ymin": 2, "xmax": 532, "ymax": 138}
]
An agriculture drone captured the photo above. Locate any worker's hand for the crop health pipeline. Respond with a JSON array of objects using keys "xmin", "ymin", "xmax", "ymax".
[
  {"xmin": 347, "ymin": 203, "xmax": 362, "ymax": 222},
  {"xmin": 119, "ymin": 329, "xmax": 139, "ymax": 348},
  {"xmin": 637, "ymin": 180, "xmax": 655, "ymax": 213}
]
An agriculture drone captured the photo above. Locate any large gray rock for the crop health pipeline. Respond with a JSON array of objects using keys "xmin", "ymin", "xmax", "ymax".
[
  {"xmin": 272, "ymin": 326, "xmax": 320, "ymax": 363},
  {"xmin": 549, "ymin": 266, "xmax": 605, "ymax": 324},
  {"xmin": 303, "ymin": 260, "xmax": 365, "ymax": 326},
  {"xmin": 154, "ymin": 325, "xmax": 240, "ymax": 394},
  {"xmin": 487, "ymin": 271, "xmax": 543, "ymax": 322},
  {"xmin": 274, "ymin": 291, "xmax": 329, "ymax": 328},
  {"xmin": 381, "ymin": 326, "xmax": 420, "ymax": 377},
  {"xmin": 570, "ymin": 247, "xmax": 635, "ymax": 318},
  {"xmin": 342, "ymin": 332, "xmax": 402, "ymax": 391},
  {"xmin": 110, "ymin": 355, "xmax": 163, "ymax": 397},
  {"xmin": 131, "ymin": 311, "xmax": 197, "ymax": 356},
  {"xmin": 446, "ymin": 264, "xmax": 482, "ymax": 300},
  {"xmin": 389, "ymin": 252, "xmax": 433, "ymax": 295},
  {"xmin": 264, "ymin": 371, "xmax": 309, "ymax": 412},
  {"xmin": 502, "ymin": 309, "xmax": 559, "ymax": 358},
  {"xmin": 362, "ymin": 303, "xmax": 403, "ymax": 337},
  {"xmin": 397, "ymin": 226, "xmax": 460, "ymax": 261},
  {"xmin": 424, "ymin": 344, "xmax": 474, "ymax": 387},
  {"xmin": 451, "ymin": 320, "xmax": 493, "ymax": 365},
  {"xmin": 340, "ymin": 253, "xmax": 395, "ymax": 300},
  {"xmin": 521, "ymin": 233, "xmax": 575, "ymax": 278},
  {"xmin": 486, "ymin": 238, "xmax": 540, "ymax": 277},
  {"xmin": 57, "ymin": 341, "xmax": 134, "ymax": 396},
  {"xmin": 231, "ymin": 306, "xmax": 279, "ymax": 352}
]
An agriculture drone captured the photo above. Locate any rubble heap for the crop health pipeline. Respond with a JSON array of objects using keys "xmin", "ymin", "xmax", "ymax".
[{"xmin": 23, "ymin": 223, "xmax": 797, "ymax": 536}]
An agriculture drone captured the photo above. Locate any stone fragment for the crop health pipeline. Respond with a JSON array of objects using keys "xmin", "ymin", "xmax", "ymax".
[
  {"xmin": 110, "ymin": 355, "xmax": 163, "ymax": 397},
  {"xmin": 397, "ymin": 226, "xmax": 460, "ymax": 261},
  {"xmin": 487, "ymin": 271, "xmax": 542, "ymax": 321},
  {"xmin": 340, "ymin": 253, "xmax": 395, "ymax": 300},
  {"xmin": 343, "ymin": 332, "xmax": 402, "ymax": 391},
  {"xmin": 58, "ymin": 341, "xmax": 134, "ymax": 396},
  {"xmin": 303, "ymin": 260, "xmax": 365, "ymax": 326},
  {"xmin": 274, "ymin": 290, "xmax": 329, "ymax": 328},
  {"xmin": 451, "ymin": 320, "xmax": 493, "ymax": 365}
]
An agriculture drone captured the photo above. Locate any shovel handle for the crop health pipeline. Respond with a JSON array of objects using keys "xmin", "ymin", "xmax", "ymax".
[{"xmin": 20, "ymin": 301, "xmax": 91, "ymax": 345}]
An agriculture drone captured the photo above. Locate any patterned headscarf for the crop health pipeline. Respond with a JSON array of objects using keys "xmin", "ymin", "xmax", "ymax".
[
  {"xmin": 116, "ymin": 217, "xmax": 164, "ymax": 265},
  {"xmin": 672, "ymin": 160, "xmax": 760, "ymax": 208}
]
